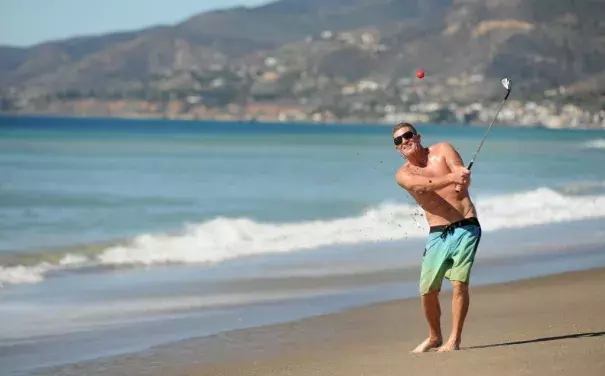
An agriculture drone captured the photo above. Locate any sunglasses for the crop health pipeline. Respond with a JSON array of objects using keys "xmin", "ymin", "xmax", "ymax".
[{"xmin": 393, "ymin": 131, "xmax": 416, "ymax": 146}]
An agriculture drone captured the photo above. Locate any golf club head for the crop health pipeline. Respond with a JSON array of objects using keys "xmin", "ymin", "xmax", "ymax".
[{"xmin": 501, "ymin": 78, "xmax": 511, "ymax": 91}]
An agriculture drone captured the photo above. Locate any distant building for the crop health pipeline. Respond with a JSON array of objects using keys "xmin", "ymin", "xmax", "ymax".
[
  {"xmin": 261, "ymin": 72, "xmax": 280, "ymax": 81},
  {"xmin": 264, "ymin": 57, "xmax": 278, "ymax": 67},
  {"xmin": 321, "ymin": 30, "xmax": 333, "ymax": 40},
  {"xmin": 361, "ymin": 33, "xmax": 376, "ymax": 45},
  {"xmin": 357, "ymin": 80, "xmax": 379, "ymax": 92},
  {"xmin": 341, "ymin": 85, "xmax": 357, "ymax": 95}
]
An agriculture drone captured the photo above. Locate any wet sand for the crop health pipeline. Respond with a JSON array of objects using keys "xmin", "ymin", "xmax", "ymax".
[{"xmin": 36, "ymin": 267, "xmax": 605, "ymax": 376}]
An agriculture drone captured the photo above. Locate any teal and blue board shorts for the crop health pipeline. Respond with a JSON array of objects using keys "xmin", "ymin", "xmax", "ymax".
[{"xmin": 419, "ymin": 217, "xmax": 482, "ymax": 295}]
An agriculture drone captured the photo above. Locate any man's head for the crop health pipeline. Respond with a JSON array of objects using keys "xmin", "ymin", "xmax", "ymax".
[{"xmin": 392, "ymin": 122, "xmax": 421, "ymax": 158}]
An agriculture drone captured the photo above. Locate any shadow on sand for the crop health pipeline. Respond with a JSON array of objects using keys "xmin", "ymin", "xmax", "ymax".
[{"xmin": 466, "ymin": 331, "xmax": 605, "ymax": 350}]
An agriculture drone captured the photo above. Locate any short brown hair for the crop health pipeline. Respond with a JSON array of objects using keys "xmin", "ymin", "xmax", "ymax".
[{"xmin": 393, "ymin": 122, "xmax": 417, "ymax": 135}]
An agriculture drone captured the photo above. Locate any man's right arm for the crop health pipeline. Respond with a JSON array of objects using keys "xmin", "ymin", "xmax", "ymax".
[{"xmin": 396, "ymin": 169, "xmax": 455, "ymax": 194}]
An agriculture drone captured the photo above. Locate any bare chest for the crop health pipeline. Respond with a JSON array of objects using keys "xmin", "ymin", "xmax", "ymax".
[{"xmin": 405, "ymin": 157, "xmax": 449, "ymax": 178}]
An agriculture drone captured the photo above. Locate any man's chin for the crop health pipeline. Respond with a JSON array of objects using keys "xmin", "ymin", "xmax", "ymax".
[{"xmin": 402, "ymin": 147, "xmax": 415, "ymax": 157}]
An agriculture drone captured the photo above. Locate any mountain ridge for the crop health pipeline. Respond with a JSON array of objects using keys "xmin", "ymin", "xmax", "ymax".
[{"xmin": 1, "ymin": 0, "xmax": 603, "ymax": 127}]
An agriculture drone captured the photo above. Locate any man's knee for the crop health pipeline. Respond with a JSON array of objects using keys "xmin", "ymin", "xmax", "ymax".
[
  {"xmin": 451, "ymin": 281, "xmax": 468, "ymax": 296},
  {"xmin": 422, "ymin": 289, "xmax": 440, "ymax": 298}
]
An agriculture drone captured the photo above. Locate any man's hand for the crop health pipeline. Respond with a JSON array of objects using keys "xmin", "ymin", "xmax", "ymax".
[{"xmin": 448, "ymin": 168, "xmax": 471, "ymax": 186}]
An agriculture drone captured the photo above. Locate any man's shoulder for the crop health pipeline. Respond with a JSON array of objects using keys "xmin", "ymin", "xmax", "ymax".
[
  {"xmin": 396, "ymin": 162, "xmax": 410, "ymax": 173},
  {"xmin": 429, "ymin": 141, "xmax": 458, "ymax": 156},
  {"xmin": 395, "ymin": 163, "xmax": 416, "ymax": 188},
  {"xmin": 430, "ymin": 141, "xmax": 456, "ymax": 151},
  {"xmin": 395, "ymin": 162, "xmax": 413, "ymax": 178}
]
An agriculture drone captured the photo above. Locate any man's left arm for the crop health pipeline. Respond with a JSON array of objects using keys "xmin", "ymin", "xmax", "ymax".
[{"xmin": 439, "ymin": 143, "xmax": 471, "ymax": 188}]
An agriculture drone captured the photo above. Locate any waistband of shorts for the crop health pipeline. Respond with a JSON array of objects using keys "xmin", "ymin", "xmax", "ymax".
[{"xmin": 429, "ymin": 217, "xmax": 480, "ymax": 234}]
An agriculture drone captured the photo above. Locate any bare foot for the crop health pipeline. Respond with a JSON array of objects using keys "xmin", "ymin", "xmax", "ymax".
[
  {"xmin": 411, "ymin": 337, "xmax": 442, "ymax": 354},
  {"xmin": 437, "ymin": 341, "xmax": 460, "ymax": 352}
]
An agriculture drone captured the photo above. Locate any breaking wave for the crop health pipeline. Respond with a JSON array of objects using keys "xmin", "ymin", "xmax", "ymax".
[
  {"xmin": 2, "ymin": 186, "xmax": 605, "ymax": 288},
  {"xmin": 582, "ymin": 139, "xmax": 605, "ymax": 150}
]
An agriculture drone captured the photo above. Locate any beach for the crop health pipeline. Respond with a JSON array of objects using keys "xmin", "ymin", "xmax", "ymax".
[
  {"xmin": 190, "ymin": 268, "xmax": 605, "ymax": 376},
  {"xmin": 35, "ymin": 267, "xmax": 605, "ymax": 376},
  {"xmin": 2, "ymin": 117, "xmax": 605, "ymax": 375}
]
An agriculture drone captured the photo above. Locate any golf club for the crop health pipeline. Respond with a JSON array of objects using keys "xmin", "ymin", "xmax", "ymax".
[{"xmin": 456, "ymin": 78, "xmax": 512, "ymax": 192}]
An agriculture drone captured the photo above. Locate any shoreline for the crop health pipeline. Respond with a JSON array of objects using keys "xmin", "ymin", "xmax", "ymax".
[{"xmin": 34, "ymin": 266, "xmax": 605, "ymax": 376}]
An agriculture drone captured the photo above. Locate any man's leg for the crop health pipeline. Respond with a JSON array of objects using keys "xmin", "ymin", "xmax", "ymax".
[
  {"xmin": 411, "ymin": 290, "xmax": 443, "ymax": 353},
  {"xmin": 438, "ymin": 280, "xmax": 469, "ymax": 352},
  {"xmin": 414, "ymin": 234, "xmax": 447, "ymax": 353},
  {"xmin": 439, "ymin": 225, "xmax": 480, "ymax": 352}
]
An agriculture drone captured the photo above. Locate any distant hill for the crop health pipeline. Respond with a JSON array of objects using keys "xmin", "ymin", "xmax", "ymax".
[{"xmin": 1, "ymin": 0, "xmax": 603, "ymax": 105}]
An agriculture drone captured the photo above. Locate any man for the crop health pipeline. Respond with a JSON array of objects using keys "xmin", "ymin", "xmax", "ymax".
[{"xmin": 393, "ymin": 122, "xmax": 482, "ymax": 353}]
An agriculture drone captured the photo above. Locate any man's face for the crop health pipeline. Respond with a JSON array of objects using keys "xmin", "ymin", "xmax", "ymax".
[{"xmin": 393, "ymin": 127, "xmax": 420, "ymax": 157}]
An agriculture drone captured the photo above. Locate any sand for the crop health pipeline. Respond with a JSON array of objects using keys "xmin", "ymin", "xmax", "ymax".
[
  {"xmin": 181, "ymin": 267, "xmax": 605, "ymax": 376},
  {"xmin": 36, "ymin": 267, "xmax": 605, "ymax": 376}
]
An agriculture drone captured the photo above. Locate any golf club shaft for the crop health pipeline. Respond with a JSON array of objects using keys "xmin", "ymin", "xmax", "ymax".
[
  {"xmin": 455, "ymin": 88, "xmax": 511, "ymax": 192},
  {"xmin": 467, "ymin": 92, "xmax": 509, "ymax": 170}
]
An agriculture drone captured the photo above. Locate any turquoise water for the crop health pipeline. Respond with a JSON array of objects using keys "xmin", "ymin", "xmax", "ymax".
[
  {"xmin": 2, "ymin": 116, "xmax": 604, "ymax": 256},
  {"xmin": 1, "ymin": 116, "xmax": 605, "ymax": 374}
]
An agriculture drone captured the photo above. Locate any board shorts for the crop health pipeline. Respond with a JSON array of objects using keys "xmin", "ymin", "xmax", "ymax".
[{"xmin": 419, "ymin": 217, "xmax": 482, "ymax": 295}]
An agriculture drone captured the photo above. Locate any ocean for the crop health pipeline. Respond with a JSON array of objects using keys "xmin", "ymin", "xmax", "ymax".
[{"xmin": 1, "ymin": 116, "xmax": 605, "ymax": 375}]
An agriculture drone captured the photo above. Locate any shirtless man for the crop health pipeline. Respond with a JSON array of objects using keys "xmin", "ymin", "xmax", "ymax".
[{"xmin": 393, "ymin": 122, "xmax": 482, "ymax": 353}]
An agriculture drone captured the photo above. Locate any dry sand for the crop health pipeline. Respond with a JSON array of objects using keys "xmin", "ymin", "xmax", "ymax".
[{"xmin": 181, "ymin": 267, "xmax": 605, "ymax": 376}]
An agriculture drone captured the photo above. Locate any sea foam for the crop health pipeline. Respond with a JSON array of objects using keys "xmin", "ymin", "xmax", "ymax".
[
  {"xmin": 582, "ymin": 139, "xmax": 605, "ymax": 150},
  {"xmin": 2, "ymin": 186, "xmax": 605, "ymax": 287}
]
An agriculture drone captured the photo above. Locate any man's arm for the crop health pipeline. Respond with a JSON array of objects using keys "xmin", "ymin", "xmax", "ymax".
[
  {"xmin": 439, "ymin": 142, "xmax": 471, "ymax": 189},
  {"xmin": 439, "ymin": 142, "xmax": 466, "ymax": 172},
  {"xmin": 396, "ymin": 168, "xmax": 455, "ymax": 194}
]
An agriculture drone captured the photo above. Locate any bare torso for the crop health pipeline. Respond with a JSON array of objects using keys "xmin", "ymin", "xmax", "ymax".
[{"xmin": 399, "ymin": 144, "xmax": 477, "ymax": 227}]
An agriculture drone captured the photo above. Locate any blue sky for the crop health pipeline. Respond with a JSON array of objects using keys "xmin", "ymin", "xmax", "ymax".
[{"xmin": 0, "ymin": 0, "xmax": 271, "ymax": 47}]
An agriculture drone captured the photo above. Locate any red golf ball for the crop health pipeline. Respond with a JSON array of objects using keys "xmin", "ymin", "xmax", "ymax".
[{"xmin": 416, "ymin": 69, "xmax": 425, "ymax": 79}]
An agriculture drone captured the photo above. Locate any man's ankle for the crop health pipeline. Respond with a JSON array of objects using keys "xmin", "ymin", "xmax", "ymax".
[{"xmin": 446, "ymin": 337, "xmax": 461, "ymax": 345}]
